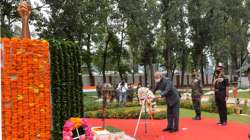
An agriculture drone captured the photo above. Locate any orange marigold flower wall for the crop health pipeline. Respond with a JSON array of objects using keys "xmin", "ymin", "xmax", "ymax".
[{"xmin": 1, "ymin": 38, "xmax": 51, "ymax": 140}]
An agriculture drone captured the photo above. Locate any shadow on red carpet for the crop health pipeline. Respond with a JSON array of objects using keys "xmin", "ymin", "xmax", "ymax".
[{"xmin": 87, "ymin": 118, "xmax": 250, "ymax": 140}]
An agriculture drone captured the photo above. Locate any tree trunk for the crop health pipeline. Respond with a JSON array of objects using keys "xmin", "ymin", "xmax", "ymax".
[
  {"xmin": 164, "ymin": 47, "xmax": 171, "ymax": 77},
  {"xmin": 181, "ymin": 65, "xmax": 185, "ymax": 87},
  {"xmin": 130, "ymin": 49, "xmax": 135, "ymax": 84},
  {"xmin": 163, "ymin": 11, "xmax": 172, "ymax": 78},
  {"xmin": 86, "ymin": 63, "xmax": 95, "ymax": 85},
  {"xmin": 149, "ymin": 61, "xmax": 155, "ymax": 89},
  {"xmin": 192, "ymin": 47, "xmax": 203, "ymax": 69},
  {"xmin": 241, "ymin": 52, "xmax": 248, "ymax": 66},
  {"xmin": 179, "ymin": 3, "xmax": 187, "ymax": 87},
  {"xmin": 117, "ymin": 59, "xmax": 123, "ymax": 80},
  {"xmin": 171, "ymin": 64, "xmax": 176, "ymax": 81},
  {"xmin": 132, "ymin": 62, "xmax": 135, "ymax": 84},
  {"xmin": 117, "ymin": 23, "xmax": 125, "ymax": 80},
  {"xmin": 144, "ymin": 64, "xmax": 148, "ymax": 86},
  {"xmin": 117, "ymin": 59, "xmax": 122, "ymax": 81},
  {"xmin": 200, "ymin": 54, "xmax": 205, "ymax": 85},
  {"xmin": 86, "ymin": 33, "xmax": 95, "ymax": 86},
  {"xmin": 180, "ymin": 51, "xmax": 187, "ymax": 86},
  {"xmin": 102, "ymin": 32, "xmax": 111, "ymax": 83},
  {"xmin": 230, "ymin": 51, "xmax": 238, "ymax": 75}
]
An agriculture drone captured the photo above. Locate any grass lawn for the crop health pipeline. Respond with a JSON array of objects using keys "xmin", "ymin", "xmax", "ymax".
[
  {"xmin": 83, "ymin": 92, "xmax": 98, "ymax": 95},
  {"xmin": 229, "ymin": 91, "xmax": 250, "ymax": 99},
  {"xmin": 180, "ymin": 108, "xmax": 250, "ymax": 125},
  {"xmin": 84, "ymin": 93, "xmax": 250, "ymax": 125},
  {"xmin": 85, "ymin": 102, "xmax": 250, "ymax": 125},
  {"xmin": 152, "ymin": 106, "xmax": 250, "ymax": 125}
]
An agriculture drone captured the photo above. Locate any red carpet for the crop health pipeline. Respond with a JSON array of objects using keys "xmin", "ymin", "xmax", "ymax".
[{"xmin": 88, "ymin": 118, "xmax": 250, "ymax": 140}]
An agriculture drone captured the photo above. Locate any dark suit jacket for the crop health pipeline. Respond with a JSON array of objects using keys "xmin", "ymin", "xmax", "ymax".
[{"xmin": 154, "ymin": 77, "xmax": 180, "ymax": 106}]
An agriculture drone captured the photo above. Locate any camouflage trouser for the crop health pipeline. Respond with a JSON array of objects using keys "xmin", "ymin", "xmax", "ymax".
[{"xmin": 192, "ymin": 95, "xmax": 201, "ymax": 116}]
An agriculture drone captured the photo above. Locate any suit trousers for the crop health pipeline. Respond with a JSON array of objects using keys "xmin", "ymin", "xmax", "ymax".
[
  {"xmin": 166, "ymin": 101, "xmax": 180, "ymax": 129},
  {"xmin": 215, "ymin": 97, "xmax": 227, "ymax": 123}
]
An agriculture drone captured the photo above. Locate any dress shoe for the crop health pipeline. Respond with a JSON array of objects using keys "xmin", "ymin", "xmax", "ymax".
[
  {"xmin": 169, "ymin": 128, "xmax": 178, "ymax": 133},
  {"xmin": 162, "ymin": 128, "xmax": 172, "ymax": 132},
  {"xmin": 196, "ymin": 116, "xmax": 201, "ymax": 120},
  {"xmin": 193, "ymin": 116, "xmax": 201, "ymax": 120},
  {"xmin": 220, "ymin": 122, "xmax": 227, "ymax": 126},
  {"xmin": 217, "ymin": 122, "xmax": 223, "ymax": 125}
]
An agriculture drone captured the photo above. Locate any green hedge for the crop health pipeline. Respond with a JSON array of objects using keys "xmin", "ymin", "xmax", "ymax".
[
  {"xmin": 85, "ymin": 107, "xmax": 161, "ymax": 119},
  {"xmin": 84, "ymin": 96, "xmax": 139, "ymax": 112},
  {"xmin": 180, "ymin": 99, "xmax": 234, "ymax": 114},
  {"xmin": 49, "ymin": 40, "xmax": 84, "ymax": 140},
  {"xmin": 85, "ymin": 107, "xmax": 235, "ymax": 120},
  {"xmin": 155, "ymin": 97, "xmax": 234, "ymax": 114},
  {"xmin": 241, "ymin": 100, "xmax": 250, "ymax": 114},
  {"xmin": 85, "ymin": 98, "xmax": 235, "ymax": 119}
]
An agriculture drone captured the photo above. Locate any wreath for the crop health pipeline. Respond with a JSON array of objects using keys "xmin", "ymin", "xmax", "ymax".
[
  {"xmin": 63, "ymin": 117, "xmax": 93, "ymax": 140},
  {"xmin": 137, "ymin": 87, "xmax": 158, "ymax": 118}
]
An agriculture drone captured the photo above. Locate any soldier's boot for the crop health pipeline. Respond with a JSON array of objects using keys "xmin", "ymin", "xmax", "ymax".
[
  {"xmin": 196, "ymin": 112, "xmax": 201, "ymax": 120},
  {"xmin": 193, "ymin": 112, "xmax": 201, "ymax": 120},
  {"xmin": 196, "ymin": 115, "xmax": 201, "ymax": 120},
  {"xmin": 192, "ymin": 115, "xmax": 198, "ymax": 120},
  {"xmin": 193, "ymin": 116, "xmax": 201, "ymax": 120}
]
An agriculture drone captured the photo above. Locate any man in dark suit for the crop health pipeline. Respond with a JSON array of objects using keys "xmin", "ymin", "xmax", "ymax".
[{"xmin": 154, "ymin": 72, "xmax": 180, "ymax": 133}]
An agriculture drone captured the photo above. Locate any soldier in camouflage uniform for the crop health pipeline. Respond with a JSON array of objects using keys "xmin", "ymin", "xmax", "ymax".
[{"xmin": 191, "ymin": 69, "xmax": 203, "ymax": 120}]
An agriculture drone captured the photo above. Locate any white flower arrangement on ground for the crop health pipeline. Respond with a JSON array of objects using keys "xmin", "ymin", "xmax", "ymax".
[{"xmin": 137, "ymin": 87, "xmax": 159, "ymax": 118}]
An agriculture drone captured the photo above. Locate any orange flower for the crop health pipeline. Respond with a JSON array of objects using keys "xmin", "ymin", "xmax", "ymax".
[
  {"xmin": 0, "ymin": 38, "xmax": 10, "ymax": 44},
  {"xmin": 41, "ymin": 40, "xmax": 49, "ymax": 47},
  {"xmin": 69, "ymin": 117, "xmax": 82, "ymax": 128},
  {"xmin": 2, "ymin": 38, "xmax": 51, "ymax": 140}
]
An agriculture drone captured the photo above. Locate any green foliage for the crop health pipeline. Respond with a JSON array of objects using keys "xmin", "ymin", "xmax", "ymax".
[
  {"xmin": 2, "ymin": 0, "xmax": 250, "ymax": 82},
  {"xmin": 85, "ymin": 99, "xmax": 235, "ymax": 120},
  {"xmin": 241, "ymin": 100, "xmax": 250, "ymax": 114},
  {"xmin": 180, "ymin": 98, "xmax": 235, "ymax": 114},
  {"xmin": 49, "ymin": 39, "xmax": 84, "ymax": 139},
  {"xmin": 85, "ymin": 105, "xmax": 236, "ymax": 120},
  {"xmin": 207, "ymin": 97, "xmax": 217, "ymax": 113},
  {"xmin": 153, "ymin": 111, "xmax": 167, "ymax": 119},
  {"xmin": 230, "ymin": 91, "xmax": 250, "ymax": 99},
  {"xmin": 180, "ymin": 100, "xmax": 193, "ymax": 109},
  {"xmin": 85, "ymin": 107, "xmax": 141, "ymax": 119},
  {"xmin": 84, "ymin": 95, "xmax": 139, "ymax": 112},
  {"xmin": 105, "ymin": 126, "xmax": 122, "ymax": 133},
  {"xmin": 51, "ymin": 130, "xmax": 62, "ymax": 140}
]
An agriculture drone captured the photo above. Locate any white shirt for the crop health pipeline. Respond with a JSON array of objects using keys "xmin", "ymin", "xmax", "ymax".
[{"xmin": 117, "ymin": 83, "xmax": 128, "ymax": 93}]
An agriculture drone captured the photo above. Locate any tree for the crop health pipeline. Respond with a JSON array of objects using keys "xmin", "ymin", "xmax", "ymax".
[
  {"xmin": 221, "ymin": 0, "xmax": 250, "ymax": 75},
  {"xmin": 187, "ymin": 0, "xmax": 218, "ymax": 84},
  {"xmin": 127, "ymin": 23, "xmax": 141, "ymax": 83},
  {"xmin": 118, "ymin": 0, "xmax": 160, "ymax": 87},
  {"xmin": 178, "ymin": 3, "xmax": 189, "ymax": 86},
  {"xmin": 39, "ymin": 0, "xmax": 113, "ymax": 85},
  {"xmin": 157, "ymin": 0, "xmax": 190, "ymax": 82}
]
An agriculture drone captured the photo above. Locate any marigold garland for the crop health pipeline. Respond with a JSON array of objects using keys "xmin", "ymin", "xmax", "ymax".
[{"xmin": 1, "ymin": 38, "xmax": 51, "ymax": 140}]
